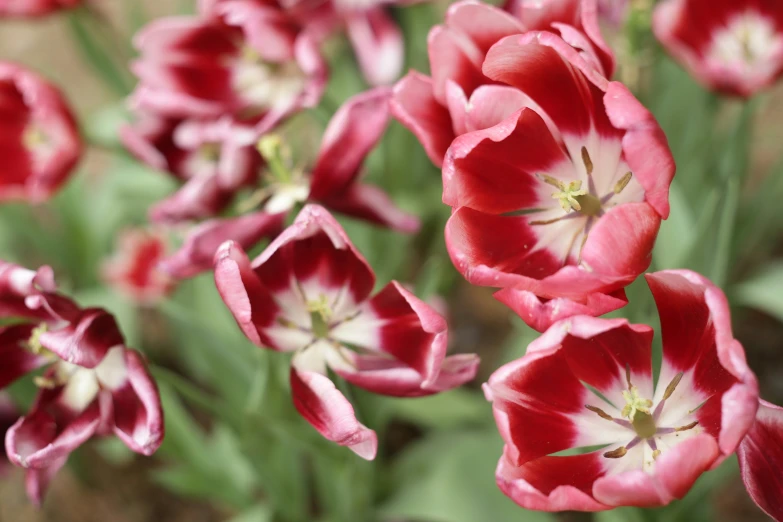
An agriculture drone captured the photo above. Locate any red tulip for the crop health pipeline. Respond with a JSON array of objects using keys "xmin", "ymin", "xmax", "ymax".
[
  {"xmin": 485, "ymin": 271, "xmax": 758, "ymax": 510},
  {"xmin": 214, "ymin": 205, "xmax": 478, "ymax": 459},
  {"xmin": 654, "ymin": 0, "xmax": 783, "ymax": 97},
  {"xmin": 0, "ymin": 62, "xmax": 82, "ymax": 202}
]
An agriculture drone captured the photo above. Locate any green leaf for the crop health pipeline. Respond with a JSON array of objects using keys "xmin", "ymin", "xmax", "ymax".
[
  {"xmin": 227, "ymin": 504, "xmax": 273, "ymax": 522},
  {"xmin": 733, "ymin": 262, "xmax": 783, "ymax": 322},
  {"xmin": 380, "ymin": 430, "xmax": 555, "ymax": 522}
]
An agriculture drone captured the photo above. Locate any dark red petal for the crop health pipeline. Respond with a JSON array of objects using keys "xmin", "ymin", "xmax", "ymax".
[
  {"xmin": 738, "ymin": 400, "xmax": 783, "ymax": 522},
  {"xmin": 428, "ymin": 25, "xmax": 485, "ymax": 103},
  {"xmin": 443, "ymin": 107, "xmax": 569, "ymax": 213},
  {"xmin": 390, "ymin": 71, "xmax": 455, "ymax": 167},
  {"xmin": 6, "ymin": 389, "xmax": 101, "ymax": 469},
  {"xmin": 38, "ymin": 308, "xmax": 123, "ymax": 369},
  {"xmin": 445, "ymin": 207, "xmax": 562, "ymax": 288},
  {"xmin": 289, "ymin": 368, "xmax": 377, "ymax": 459},
  {"xmin": 111, "ymin": 350, "xmax": 164, "ymax": 456},
  {"xmin": 252, "ymin": 205, "xmax": 376, "ymax": 307},
  {"xmin": 309, "ymin": 87, "xmax": 392, "ymax": 200},
  {"xmin": 0, "ymin": 324, "xmax": 47, "ymax": 388}
]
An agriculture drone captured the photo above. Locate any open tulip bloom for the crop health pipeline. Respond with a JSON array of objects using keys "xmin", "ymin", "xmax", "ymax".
[
  {"xmin": 391, "ymin": 0, "xmax": 615, "ymax": 167},
  {"xmin": 214, "ymin": 205, "xmax": 479, "ymax": 459},
  {"xmin": 484, "ymin": 270, "xmax": 783, "ymax": 514},
  {"xmin": 653, "ymin": 0, "xmax": 783, "ymax": 98},
  {"xmin": 130, "ymin": 0, "xmax": 326, "ymax": 128},
  {"xmin": 441, "ymin": 31, "xmax": 675, "ymax": 331},
  {"xmin": 0, "ymin": 62, "xmax": 82, "ymax": 203},
  {"xmin": 0, "ymin": 0, "xmax": 80, "ymax": 17},
  {"xmin": 0, "ymin": 261, "xmax": 164, "ymax": 504}
]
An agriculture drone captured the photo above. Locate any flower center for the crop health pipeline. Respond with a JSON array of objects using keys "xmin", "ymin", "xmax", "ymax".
[
  {"xmin": 709, "ymin": 10, "xmax": 783, "ymax": 70},
  {"xmin": 307, "ymin": 295, "xmax": 332, "ymax": 339},
  {"xmin": 232, "ymin": 46, "xmax": 305, "ymax": 114},
  {"xmin": 585, "ymin": 368, "xmax": 699, "ymax": 466}
]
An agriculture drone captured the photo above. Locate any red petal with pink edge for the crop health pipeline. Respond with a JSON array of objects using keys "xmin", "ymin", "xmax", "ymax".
[
  {"xmin": 482, "ymin": 34, "xmax": 608, "ymax": 138},
  {"xmin": 496, "ymin": 449, "xmax": 610, "ymax": 511},
  {"xmin": 102, "ymin": 228, "xmax": 174, "ymax": 304},
  {"xmin": 38, "ymin": 308, "xmax": 123, "ymax": 369},
  {"xmin": 110, "ymin": 350, "xmax": 164, "ymax": 456},
  {"xmin": 593, "ymin": 434, "xmax": 719, "ymax": 507},
  {"xmin": 444, "ymin": 1, "xmax": 525, "ymax": 55},
  {"xmin": 645, "ymin": 271, "xmax": 755, "ymax": 394},
  {"xmin": 428, "ymin": 25, "xmax": 485, "ymax": 103},
  {"xmin": 252, "ymin": 205, "xmax": 376, "ymax": 305},
  {"xmin": 338, "ymin": 281, "xmax": 448, "ymax": 387},
  {"xmin": 604, "ymin": 82, "xmax": 675, "ymax": 218},
  {"xmin": 0, "ymin": 261, "xmax": 56, "ymax": 299},
  {"xmin": 738, "ymin": 400, "xmax": 783, "ymax": 522},
  {"xmin": 336, "ymin": 353, "xmax": 479, "ymax": 397},
  {"xmin": 443, "ymin": 108, "xmax": 568, "ymax": 213},
  {"xmin": 25, "ymin": 456, "xmax": 67, "ymax": 507},
  {"xmin": 309, "ymin": 87, "xmax": 392, "ymax": 200},
  {"xmin": 289, "ymin": 368, "xmax": 377, "ymax": 460},
  {"xmin": 345, "ymin": 8, "xmax": 403, "ymax": 86},
  {"xmin": 6, "ymin": 388, "xmax": 102, "ymax": 469},
  {"xmin": 390, "ymin": 71, "xmax": 455, "ymax": 167},
  {"xmin": 494, "ymin": 287, "xmax": 627, "ymax": 332},
  {"xmin": 445, "ymin": 207, "xmax": 562, "ymax": 287},
  {"xmin": 161, "ymin": 210, "xmax": 285, "ymax": 279},
  {"xmin": 580, "ymin": 202, "xmax": 660, "ymax": 281},
  {"xmin": 464, "ymin": 85, "xmax": 528, "ymax": 132},
  {"xmin": 214, "ymin": 240, "xmax": 281, "ymax": 348},
  {"xmin": 320, "ymin": 183, "xmax": 420, "ymax": 233},
  {"xmin": 0, "ymin": 324, "xmax": 48, "ymax": 388}
]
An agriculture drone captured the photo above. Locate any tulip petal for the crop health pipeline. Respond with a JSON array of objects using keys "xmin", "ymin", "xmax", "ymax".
[
  {"xmin": 0, "ymin": 324, "xmax": 48, "ymax": 388},
  {"xmin": 39, "ymin": 308, "xmax": 124, "ymax": 369},
  {"xmin": 289, "ymin": 368, "xmax": 377, "ymax": 460},
  {"xmin": 737, "ymin": 400, "xmax": 783, "ymax": 522},
  {"xmin": 345, "ymin": 8, "xmax": 404, "ymax": 86}
]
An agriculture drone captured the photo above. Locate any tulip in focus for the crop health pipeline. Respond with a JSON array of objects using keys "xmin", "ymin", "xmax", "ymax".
[
  {"xmin": 653, "ymin": 0, "xmax": 783, "ymax": 97},
  {"xmin": 442, "ymin": 31, "xmax": 674, "ymax": 331},
  {"xmin": 0, "ymin": 261, "xmax": 164, "ymax": 505},
  {"xmin": 0, "ymin": 0, "xmax": 80, "ymax": 17},
  {"xmin": 0, "ymin": 62, "xmax": 82, "ymax": 202},
  {"xmin": 102, "ymin": 228, "xmax": 176, "ymax": 304},
  {"xmin": 485, "ymin": 270, "xmax": 759, "ymax": 510},
  {"xmin": 391, "ymin": 0, "xmax": 615, "ymax": 167},
  {"xmin": 214, "ymin": 205, "xmax": 479, "ymax": 459}
]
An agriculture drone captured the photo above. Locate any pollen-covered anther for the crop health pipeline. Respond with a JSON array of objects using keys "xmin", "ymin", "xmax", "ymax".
[
  {"xmin": 662, "ymin": 372, "xmax": 684, "ymax": 401},
  {"xmin": 25, "ymin": 323, "xmax": 49, "ymax": 355},
  {"xmin": 613, "ymin": 172, "xmax": 633, "ymax": 194},
  {"xmin": 537, "ymin": 173, "xmax": 588, "ymax": 213},
  {"xmin": 652, "ymin": 449, "xmax": 662, "ymax": 460},
  {"xmin": 581, "ymin": 146, "xmax": 593, "ymax": 176},
  {"xmin": 586, "ymin": 404, "xmax": 614, "ymax": 421},
  {"xmin": 675, "ymin": 421, "xmax": 699, "ymax": 432},
  {"xmin": 621, "ymin": 386, "xmax": 653, "ymax": 419},
  {"xmin": 604, "ymin": 446, "xmax": 627, "ymax": 459}
]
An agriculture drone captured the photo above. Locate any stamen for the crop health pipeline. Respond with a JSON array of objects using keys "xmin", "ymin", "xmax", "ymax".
[
  {"xmin": 26, "ymin": 323, "xmax": 49, "ymax": 354},
  {"xmin": 675, "ymin": 421, "xmax": 699, "ymax": 432},
  {"xmin": 581, "ymin": 147, "xmax": 593, "ymax": 176},
  {"xmin": 613, "ymin": 172, "xmax": 633, "ymax": 194},
  {"xmin": 33, "ymin": 376, "xmax": 58, "ymax": 389},
  {"xmin": 652, "ymin": 449, "xmax": 661, "ymax": 460},
  {"xmin": 258, "ymin": 134, "xmax": 294, "ymax": 183},
  {"xmin": 603, "ymin": 446, "xmax": 627, "ymax": 459},
  {"xmin": 663, "ymin": 372, "xmax": 684, "ymax": 401},
  {"xmin": 586, "ymin": 405, "xmax": 614, "ymax": 421}
]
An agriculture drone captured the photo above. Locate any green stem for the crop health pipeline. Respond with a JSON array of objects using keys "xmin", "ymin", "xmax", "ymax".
[{"xmin": 150, "ymin": 365, "xmax": 238, "ymax": 426}]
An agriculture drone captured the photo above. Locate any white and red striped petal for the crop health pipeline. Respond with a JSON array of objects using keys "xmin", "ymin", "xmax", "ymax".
[
  {"xmin": 290, "ymin": 368, "xmax": 377, "ymax": 459},
  {"xmin": 738, "ymin": 400, "xmax": 783, "ymax": 522}
]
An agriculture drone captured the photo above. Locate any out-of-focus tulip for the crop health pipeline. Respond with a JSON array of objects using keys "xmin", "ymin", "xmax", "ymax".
[
  {"xmin": 0, "ymin": 62, "xmax": 82, "ymax": 202},
  {"xmin": 102, "ymin": 228, "xmax": 176, "ymax": 304},
  {"xmin": 654, "ymin": 0, "xmax": 783, "ymax": 97},
  {"xmin": 0, "ymin": 0, "xmax": 80, "ymax": 17}
]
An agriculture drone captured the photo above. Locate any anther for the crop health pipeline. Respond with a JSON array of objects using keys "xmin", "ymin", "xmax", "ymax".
[
  {"xmin": 586, "ymin": 405, "xmax": 614, "ymax": 421},
  {"xmin": 652, "ymin": 449, "xmax": 661, "ymax": 460},
  {"xmin": 581, "ymin": 147, "xmax": 593, "ymax": 176},
  {"xmin": 613, "ymin": 172, "xmax": 633, "ymax": 194},
  {"xmin": 603, "ymin": 447, "xmax": 627, "ymax": 459},
  {"xmin": 663, "ymin": 372, "xmax": 684, "ymax": 401},
  {"xmin": 675, "ymin": 421, "xmax": 699, "ymax": 432}
]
